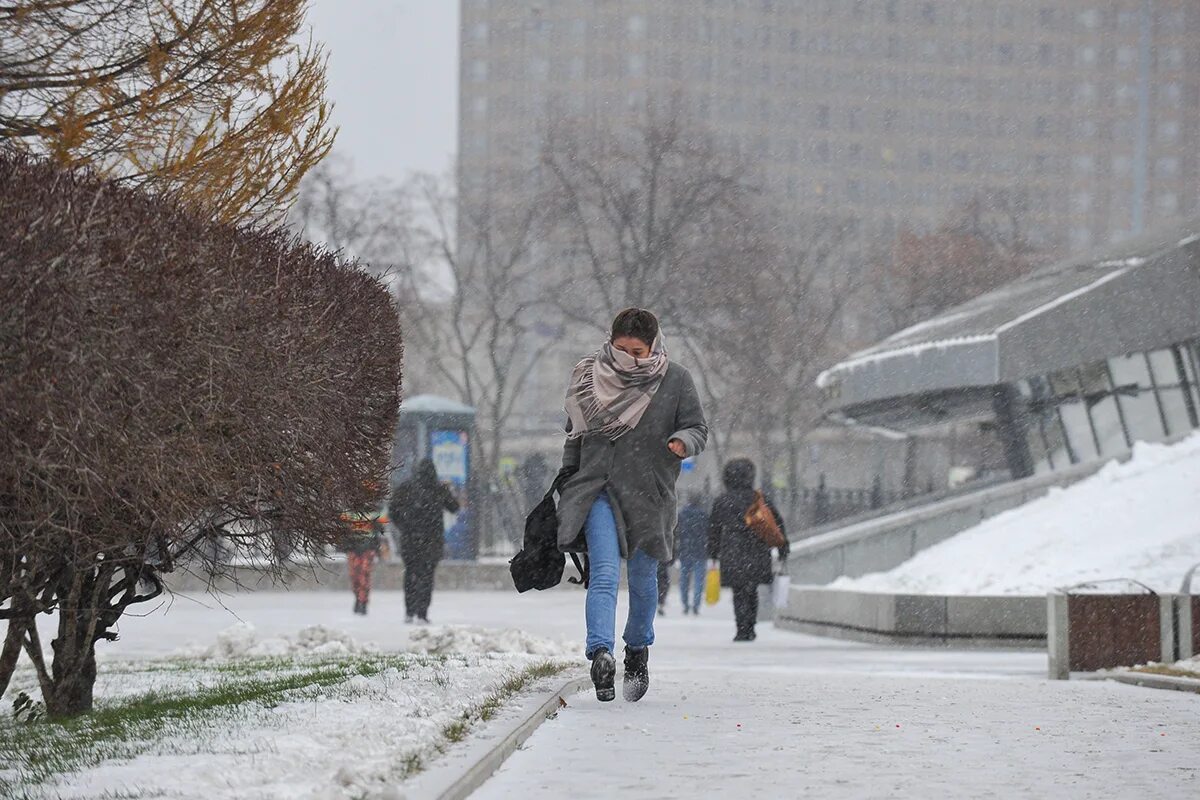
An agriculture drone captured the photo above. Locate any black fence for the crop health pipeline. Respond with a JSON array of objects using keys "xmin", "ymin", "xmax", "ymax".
[{"xmin": 475, "ymin": 474, "xmax": 926, "ymax": 557}]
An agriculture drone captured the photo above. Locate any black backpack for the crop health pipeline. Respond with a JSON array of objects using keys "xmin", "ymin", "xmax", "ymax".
[{"xmin": 509, "ymin": 473, "xmax": 588, "ymax": 592}]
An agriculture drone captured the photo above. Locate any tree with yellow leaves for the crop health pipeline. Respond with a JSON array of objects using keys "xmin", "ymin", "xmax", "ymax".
[{"xmin": 0, "ymin": 0, "xmax": 335, "ymax": 224}]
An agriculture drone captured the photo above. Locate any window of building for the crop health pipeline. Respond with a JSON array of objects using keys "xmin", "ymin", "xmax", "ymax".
[
  {"xmin": 1156, "ymin": 157, "xmax": 1180, "ymax": 179},
  {"xmin": 1147, "ymin": 349, "xmax": 1195, "ymax": 435},
  {"xmin": 1156, "ymin": 193, "xmax": 1179, "ymax": 214},
  {"xmin": 815, "ymin": 104, "xmax": 830, "ymax": 130},
  {"xmin": 1161, "ymin": 48, "xmax": 1184, "ymax": 70},
  {"xmin": 470, "ymin": 59, "xmax": 488, "ymax": 82},
  {"xmin": 1158, "ymin": 120, "xmax": 1181, "ymax": 144},
  {"xmin": 1049, "ymin": 370, "xmax": 1100, "ymax": 462},
  {"xmin": 627, "ymin": 14, "xmax": 646, "ymax": 38},
  {"xmin": 920, "ymin": 2, "xmax": 935, "ymax": 24},
  {"xmin": 917, "ymin": 150, "xmax": 933, "ymax": 170},
  {"xmin": 1109, "ymin": 354, "xmax": 1166, "ymax": 442}
]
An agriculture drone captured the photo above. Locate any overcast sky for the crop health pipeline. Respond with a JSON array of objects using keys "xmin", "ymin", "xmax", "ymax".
[{"xmin": 306, "ymin": 1, "xmax": 459, "ymax": 181}]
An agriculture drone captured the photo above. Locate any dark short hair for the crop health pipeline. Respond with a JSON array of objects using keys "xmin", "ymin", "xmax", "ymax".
[{"xmin": 611, "ymin": 308, "xmax": 659, "ymax": 347}]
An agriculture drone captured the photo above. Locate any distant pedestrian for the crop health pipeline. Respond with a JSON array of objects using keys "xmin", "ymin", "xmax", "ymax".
[
  {"xmin": 340, "ymin": 513, "xmax": 389, "ymax": 615},
  {"xmin": 708, "ymin": 459, "xmax": 788, "ymax": 642},
  {"xmin": 656, "ymin": 559, "xmax": 671, "ymax": 616},
  {"xmin": 389, "ymin": 459, "xmax": 459, "ymax": 624},
  {"xmin": 676, "ymin": 493, "xmax": 709, "ymax": 614},
  {"xmin": 555, "ymin": 308, "xmax": 708, "ymax": 702}
]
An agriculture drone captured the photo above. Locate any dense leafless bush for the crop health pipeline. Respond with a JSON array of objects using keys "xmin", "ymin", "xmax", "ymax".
[{"xmin": 0, "ymin": 153, "xmax": 402, "ymax": 716}]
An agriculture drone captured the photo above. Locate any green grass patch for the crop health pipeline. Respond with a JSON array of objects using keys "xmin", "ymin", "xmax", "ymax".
[
  {"xmin": 1, "ymin": 655, "xmax": 574, "ymax": 797},
  {"xmin": 403, "ymin": 659, "xmax": 572, "ymax": 779},
  {"xmin": 0, "ymin": 654, "xmax": 411, "ymax": 796}
]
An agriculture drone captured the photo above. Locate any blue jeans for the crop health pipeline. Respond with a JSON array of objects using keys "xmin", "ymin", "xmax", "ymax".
[
  {"xmin": 679, "ymin": 558, "xmax": 706, "ymax": 610},
  {"xmin": 584, "ymin": 492, "xmax": 658, "ymax": 659}
]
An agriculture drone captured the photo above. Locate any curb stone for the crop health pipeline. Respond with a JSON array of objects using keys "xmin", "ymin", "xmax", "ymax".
[
  {"xmin": 414, "ymin": 673, "xmax": 589, "ymax": 800},
  {"xmin": 1105, "ymin": 672, "xmax": 1200, "ymax": 695}
]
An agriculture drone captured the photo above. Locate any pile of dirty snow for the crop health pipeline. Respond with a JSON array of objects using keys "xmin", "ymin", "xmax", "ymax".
[
  {"xmin": 173, "ymin": 622, "xmax": 374, "ymax": 660},
  {"xmin": 406, "ymin": 625, "xmax": 578, "ymax": 657},
  {"xmin": 834, "ymin": 434, "xmax": 1200, "ymax": 596}
]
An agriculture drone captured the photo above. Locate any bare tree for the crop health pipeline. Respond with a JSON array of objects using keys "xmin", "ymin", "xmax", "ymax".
[
  {"xmin": 873, "ymin": 197, "xmax": 1041, "ymax": 335},
  {"xmin": 538, "ymin": 104, "xmax": 770, "ymax": 465},
  {"xmin": 290, "ymin": 154, "xmax": 413, "ymax": 282},
  {"xmin": 395, "ymin": 175, "xmax": 555, "ymax": 550}
]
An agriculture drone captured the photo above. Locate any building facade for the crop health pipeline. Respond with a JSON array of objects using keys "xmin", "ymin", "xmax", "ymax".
[
  {"xmin": 457, "ymin": 0, "xmax": 1200, "ymax": 502},
  {"xmin": 460, "ymin": 0, "xmax": 1200, "ymax": 254}
]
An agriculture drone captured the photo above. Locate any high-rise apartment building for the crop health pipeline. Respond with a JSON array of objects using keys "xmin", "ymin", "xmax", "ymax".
[{"xmin": 460, "ymin": 0, "xmax": 1199, "ymax": 255}]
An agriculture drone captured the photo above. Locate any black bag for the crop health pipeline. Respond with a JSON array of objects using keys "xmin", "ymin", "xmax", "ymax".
[{"xmin": 509, "ymin": 472, "xmax": 588, "ymax": 592}]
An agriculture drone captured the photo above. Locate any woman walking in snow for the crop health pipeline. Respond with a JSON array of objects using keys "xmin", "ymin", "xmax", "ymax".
[
  {"xmin": 555, "ymin": 308, "xmax": 708, "ymax": 702},
  {"xmin": 388, "ymin": 458, "xmax": 459, "ymax": 624},
  {"xmin": 708, "ymin": 459, "xmax": 788, "ymax": 641}
]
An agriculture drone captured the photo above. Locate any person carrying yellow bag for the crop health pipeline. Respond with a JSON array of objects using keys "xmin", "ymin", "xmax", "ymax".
[{"xmin": 704, "ymin": 561, "xmax": 721, "ymax": 605}]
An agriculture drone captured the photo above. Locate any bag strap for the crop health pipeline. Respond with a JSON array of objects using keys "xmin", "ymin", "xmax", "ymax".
[
  {"xmin": 545, "ymin": 467, "xmax": 575, "ymax": 502},
  {"xmin": 567, "ymin": 552, "xmax": 589, "ymax": 588}
]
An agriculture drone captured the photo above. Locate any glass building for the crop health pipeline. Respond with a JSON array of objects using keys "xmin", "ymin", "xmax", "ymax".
[{"xmin": 817, "ymin": 216, "xmax": 1200, "ymax": 479}]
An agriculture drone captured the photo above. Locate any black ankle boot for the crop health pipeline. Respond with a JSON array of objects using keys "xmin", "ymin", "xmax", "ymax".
[
  {"xmin": 623, "ymin": 646, "xmax": 650, "ymax": 702},
  {"xmin": 590, "ymin": 648, "xmax": 616, "ymax": 702}
]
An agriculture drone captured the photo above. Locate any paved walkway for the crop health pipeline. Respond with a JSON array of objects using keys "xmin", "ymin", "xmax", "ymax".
[
  {"xmin": 104, "ymin": 587, "xmax": 1200, "ymax": 798},
  {"xmin": 466, "ymin": 591, "xmax": 1197, "ymax": 800}
]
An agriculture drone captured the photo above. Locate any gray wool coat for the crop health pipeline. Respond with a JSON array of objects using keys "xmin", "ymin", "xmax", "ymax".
[{"xmin": 557, "ymin": 362, "xmax": 708, "ymax": 563}]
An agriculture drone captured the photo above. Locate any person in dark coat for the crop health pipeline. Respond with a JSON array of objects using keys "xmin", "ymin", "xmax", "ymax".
[
  {"xmin": 557, "ymin": 308, "xmax": 708, "ymax": 703},
  {"xmin": 708, "ymin": 459, "xmax": 788, "ymax": 641},
  {"xmin": 388, "ymin": 459, "xmax": 459, "ymax": 624},
  {"xmin": 675, "ymin": 493, "xmax": 709, "ymax": 614}
]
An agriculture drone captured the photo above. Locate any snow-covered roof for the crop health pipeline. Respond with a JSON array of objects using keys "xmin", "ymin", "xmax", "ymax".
[
  {"xmin": 819, "ymin": 216, "xmax": 1200, "ymax": 412},
  {"xmin": 401, "ymin": 394, "xmax": 476, "ymax": 415}
]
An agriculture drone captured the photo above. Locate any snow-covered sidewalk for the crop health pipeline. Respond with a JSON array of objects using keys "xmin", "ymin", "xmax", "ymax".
[
  {"xmin": 478, "ymin": 664, "xmax": 1199, "ymax": 799},
  {"xmin": 9, "ymin": 589, "xmax": 1199, "ymax": 798}
]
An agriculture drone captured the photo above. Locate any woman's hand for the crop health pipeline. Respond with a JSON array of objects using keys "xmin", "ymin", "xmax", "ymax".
[{"xmin": 667, "ymin": 438, "xmax": 687, "ymax": 458}]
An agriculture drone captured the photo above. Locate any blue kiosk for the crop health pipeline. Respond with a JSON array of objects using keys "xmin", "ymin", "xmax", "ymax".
[{"xmin": 391, "ymin": 395, "xmax": 478, "ymax": 560}]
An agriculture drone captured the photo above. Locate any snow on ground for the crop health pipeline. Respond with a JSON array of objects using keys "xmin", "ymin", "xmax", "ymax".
[
  {"xmin": 5, "ymin": 593, "xmax": 585, "ymax": 800},
  {"xmin": 834, "ymin": 434, "xmax": 1200, "ymax": 596},
  {"xmin": 5, "ymin": 587, "xmax": 1197, "ymax": 798},
  {"xmin": 477, "ymin": 666, "xmax": 1200, "ymax": 800}
]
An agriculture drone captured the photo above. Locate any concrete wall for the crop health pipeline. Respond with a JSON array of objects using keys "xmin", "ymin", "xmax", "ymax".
[
  {"xmin": 786, "ymin": 456, "xmax": 1115, "ymax": 587},
  {"xmin": 777, "ymin": 587, "xmax": 1045, "ymax": 648},
  {"xmin": 164, "ymin": 558, "xmax": 522, "ymax": 594}
]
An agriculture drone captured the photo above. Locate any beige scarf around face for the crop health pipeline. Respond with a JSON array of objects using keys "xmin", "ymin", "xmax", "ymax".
[{"xmin": 564, "ymin": 336, "xmax": 669, "ymax": 440}]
